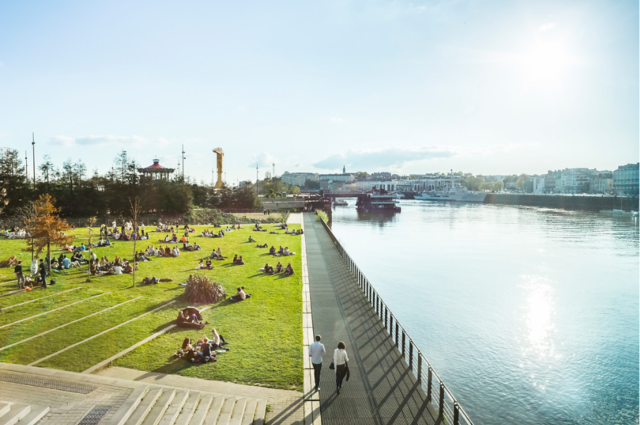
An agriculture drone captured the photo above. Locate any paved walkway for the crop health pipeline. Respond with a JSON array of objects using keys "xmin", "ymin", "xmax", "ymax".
[{"xmin": 303, "ymin": 213, "xmax": 439, "ymax": 425}]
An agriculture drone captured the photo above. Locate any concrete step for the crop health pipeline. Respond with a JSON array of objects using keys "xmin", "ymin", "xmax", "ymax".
[
  {"xmin": 0, "ymin": 403, "xmax": 11, "ymax": 418},
  {"xmin": 108, "ymin": 386, "xmax": 150, "ymax": 425},
  {"xmin": 141, "ymin": 390, "xmax": 175, "ymax": 425},
  {"xmin": 15, "ymin": 406, "xmax": 50, "ymax": 425},
  {"xmin": 189, "ymin": 394, "xmax": 213, "ymax": 425},
  {"xmin": 228, "ymin": 399, "xmax": 246, "ymax": 425},
  {"xmin": 174, "ymin": 392, "xmax": 201, "ymax": 425},
  {"xmin": 124, "ymin": 388, "xmax": 163, "ymax": 425},
  {"xmin": 240, "ymin": 399, "xmax": 256, "ymax": 425},
  {"xmin": 254, "ymin": 400, "xmax": 266, "ymax": 425},
  {"xmin": 0, "ymin": 404, "xmax": 31, "ymax": 425},
  {"xmin": 215, "ymin": 398, "xmax": 235, "ymax": 425},
  {"xmin": 158, "ymin": 391, "xmax": 189, "ymax": 425},
  {"xmin": 203, "ymin": 396, "xmax": 224, "ymax": 425}
]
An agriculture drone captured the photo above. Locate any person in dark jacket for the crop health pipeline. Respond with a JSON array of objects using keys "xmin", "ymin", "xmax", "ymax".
[
  {"xmin": 38, "ymin": 259, "xmax": 47, "ymax": 289},
  {"xmin": 14, "ymin": 261, "xmax": 24, "ymax": 289}
]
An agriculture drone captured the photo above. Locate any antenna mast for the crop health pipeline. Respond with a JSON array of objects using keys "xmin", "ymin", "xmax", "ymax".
[{"xmin": 31, "ymin": 133, "xmax": 36, "ymax": 187}]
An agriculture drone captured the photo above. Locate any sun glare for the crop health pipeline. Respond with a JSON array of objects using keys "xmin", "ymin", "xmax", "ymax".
[{"xmin": 518, "ymin": 40, "xmax": 574, "ymax": 85}]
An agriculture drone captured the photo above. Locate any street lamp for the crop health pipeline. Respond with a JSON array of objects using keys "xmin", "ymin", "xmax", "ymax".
[{"xmin": 31, "ymin": 133, "xmax": 36, "ymax": 188}]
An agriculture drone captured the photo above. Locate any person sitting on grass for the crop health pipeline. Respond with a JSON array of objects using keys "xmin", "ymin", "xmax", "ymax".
[
  {"xmin": 233, "ymin": 255, "xmax": 245, "ymax": 265},
  {"xmin": 249, "ymin": 236, "xmax": 256, "ymax": 243},
  {"xmin": 113, "ymin": 263, "xmax": 123, "ymax": 275},
  {"xmin": 285, "ymin": 263, "xmax": 295, "ymax": 276},
  {"xmin": 172, "ymin": 247, "xmax": 180, "ymax": 257},
  {"xmin": 210, "ymin": 328, "xmax": 229, "ymax": 350},
  {"xmin": 192, "ymin": 242, "xmax": 201, "ymax": 251},
  {"xmin": 173, "ymin": 337, "xmax": 197, "ymax": 359},
  {"xmin": 114, "ymin": 256, "xmax": 122, "ymax": 266},
  {"xmin": 196, "ymin": 259, "xmax": 205, "ymax": 269},
  {"xmin": 229, "ymin": 287, "xmax": 247, "ymax": 302},
  {"xmin": 283, "ymin": 247, "xmax": 295, "ymax": 256},
  {"xmin": 204, "ymin": 259, "xmax": 213, "ymax": 269},
  {"xmin": 263, "ymin": 263, "xmax": 274, "ymax": 274},
  {"xmin": 171, "ymin": 233, "xmax": 178, "ymax": 243},
  {"xmin": 278, "ymin": 246, "xmax": 284, "ymax": 255},
  {"xmin": 176, "ymin": 311, "xmax": 207, "ymax": 330},
  {"xmin": 164, "ymin": 246, "xmax": 171, "ymax": 257},
  {"xmin": 231, "ymin": 224, "xmax": 237, "ymax": 230},
  {"xmin": 276, "ymin": 262, "xmax": 283, "ymax": 273},
  {"xmin": 269, "ymin": 246, "xmax": 276, "ymax": 255},
  {"xmin": 254, "ymin": 223, "xmax": 261, "ymax": 231}
]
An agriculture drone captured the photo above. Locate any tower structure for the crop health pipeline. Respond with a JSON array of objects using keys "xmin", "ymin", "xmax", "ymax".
[{"xmin": 213, "ymin": 148, "xmax": 224, "ymax": 189}]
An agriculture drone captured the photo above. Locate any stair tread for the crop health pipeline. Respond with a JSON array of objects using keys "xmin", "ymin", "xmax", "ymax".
[
  {"xmin": 108, "ymin": 386, "xmax": 150, "ymax": 425},
  {"xmin": 141, "ymin": 390, "xmax": 175, "ymax": 425},
  {"xmin": 203, "ymin": 396, "xmax": 225, "ymax": 425},
  {"xmin": 0, "ymin": 404, "xmax": 31, "ymax": 425},
  {"xmin": 254, "ymin": 400, "xmax": 267, "ymax": 425},
  {"xmin": 215, "ymin": 398, "xmax": 235, "ymax": 425},
  {"xmin": 240, "ymin": 400, "xmax": 257, "ymax": 425},
  {"xmin": 15, "ymin": 406, "xmax": 50, "ymax": 425},
  {"xmin": 189, "ymin": 394, "xmax": 214, "ymax": 425},
  {"xmin": 124, "ymin": 388, "xmax": 163, "ymax": 425},
  {"xmin": 0, "ymin": 403, "xmax": 11, "ymax": 418},
  {"xmin": 174, "ymin": 392, "xmax": 201, "ymax": 425},
  {"xmin": 228, "ymin": 399, "xmax": 246, "ymax": 425},
  {"xmin": 158, "ymin": 391, "xmax": 189, "ymax": 425}
]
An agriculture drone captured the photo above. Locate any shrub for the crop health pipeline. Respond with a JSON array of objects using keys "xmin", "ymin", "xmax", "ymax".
[{"xmin": 180, "ymin": 274, "xmax": 227, "ymax": 305}]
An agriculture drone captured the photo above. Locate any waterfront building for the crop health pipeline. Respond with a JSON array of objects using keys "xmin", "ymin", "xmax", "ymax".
[
  {"xmin": 558, "ymin": 168, "xmax": 595, "ymax": 194},
  {"xmin": 281, "ymin": 172, "xmax": 319, "ymax": 187},
  {"xmin": 544, "ymin": 171, "xmax": 560, "ymax": 193},
  {"xmin": 613, "ymin": 163, "xmax": 639, "ymax": 195},
  {"xmin": 532, "ymin": 176, "xmax": 546, "ymax": 193},
  {"xmin": 319, "ymin": 173, "xmax": 355, "ymax": 182},
  {"xmin": 590, "ymin": 172, "xmax": 613, "ymax": 194}
]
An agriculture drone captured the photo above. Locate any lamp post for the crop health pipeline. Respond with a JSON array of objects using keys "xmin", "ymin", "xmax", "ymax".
[{"xmin": 31, "ymin": 133, "xmax": 36, "ymax": 188}]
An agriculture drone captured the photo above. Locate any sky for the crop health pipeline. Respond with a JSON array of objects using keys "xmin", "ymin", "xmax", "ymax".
[{"xmin": 0, "ymin": 0, "xmax": 637, "ymax": 184}]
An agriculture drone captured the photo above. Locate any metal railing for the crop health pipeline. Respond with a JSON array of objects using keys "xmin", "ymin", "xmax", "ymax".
[{"xmin": 318, "ymin": 217, "xmax": 475, "ymax": 425}]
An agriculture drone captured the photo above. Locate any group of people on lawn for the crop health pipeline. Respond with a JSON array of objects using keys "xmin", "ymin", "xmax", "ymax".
[
  {"xmin": 268, "ymin": 245, "xmax": 295, "ymax": 256},
  {"xmin": 262, "ymin": 262, "xmax": 295, "ymax": 275},
  {"xmin": 89, "ymin": 255, "xmax": 138, "ymax": 275}
]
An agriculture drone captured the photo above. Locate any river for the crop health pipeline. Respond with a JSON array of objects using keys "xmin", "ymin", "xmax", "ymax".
[{"xmin": 327, "ymin": 200, "xmax": 639, "ymax": 425}]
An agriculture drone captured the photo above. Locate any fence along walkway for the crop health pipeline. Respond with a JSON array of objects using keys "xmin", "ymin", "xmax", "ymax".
[{"xmin": 304, "ymin": 213, "xmax": 439, "ymax": 425}]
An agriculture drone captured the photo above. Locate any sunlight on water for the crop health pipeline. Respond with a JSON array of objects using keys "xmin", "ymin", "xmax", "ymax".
[{"xmin": 328, "ymin": 201, "xmax": 639, "ymax": 425}]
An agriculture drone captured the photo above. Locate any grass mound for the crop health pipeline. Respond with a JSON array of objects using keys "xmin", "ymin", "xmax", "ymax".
[{"xmin": 180, "ymin": 274, "xmax": 227, "ymax": 304}]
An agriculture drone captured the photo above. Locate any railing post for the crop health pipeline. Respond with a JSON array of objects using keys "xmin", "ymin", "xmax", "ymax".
[
  {"xmin": 384, "ymin": 307, "xmax": 388, "ymax": 330},
  {"xmin": 454, "ymin": 402, "xmax": 460, "ymax": 425},
  {"xmin": 439, "ymin": 383, "xmax": 445, "ymax": 417},
  {"xmin": 409, "ymin": 342, "xmax": 413, "ymax": 370},
  {"xmin": 427, "ymin": 367, "xmax": 433, "ymax": 401},
  {"xmin": 395, "ymin": 322, "xmax": 399, "ymax": 346},
  {"xmin": 417, "ymin": 355, "xmax": 422, "ymax": 387},
  {"xmin": 402, "ymin": 332, "xmax": 406, "ymax": 357}
]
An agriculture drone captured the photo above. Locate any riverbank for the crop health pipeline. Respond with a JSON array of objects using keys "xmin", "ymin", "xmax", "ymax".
[{"xmin": 484, "ymin": 193, "xmax": 639, "ymax": 212}]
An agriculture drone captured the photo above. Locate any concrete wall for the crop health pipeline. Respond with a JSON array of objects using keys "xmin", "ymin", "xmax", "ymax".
[
  {"xmin": 261, "ymin": 199, "xmax": 306, "ymax": 210},
  {"xmin": 485, "ymin": 194, "xmax": 639, "ymax": 211}
]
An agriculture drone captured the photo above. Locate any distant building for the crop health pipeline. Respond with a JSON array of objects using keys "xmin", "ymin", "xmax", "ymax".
[
  {"xmin": 319, "ymin": 173, "xmax": 355, "ymax": 183},
  {"xmin": 590, "ymin": 172, "xmax": 613, "ymax": 194},
  {"xmin": 281, "ymin": 172, "xmax": 319, "ymax": 187},
  {"xmin": 371, "ymin": 172, "xmax": 392, "ymax": 180},
  {"xmin": 532, "ymin": 176, "xmax": 545, "ymax": 194},
  {"xmin": 137, "ymin": 159, "xmax": 175, "ymax": 180},
  {"xmin": 613, "ymin": 163, "xmax": 639, "ymax": 196},
  {"xmin": 544, "ymin": 171, "xmax": 560, "ymax": 193},
  {"xmin": 558, "ymin": 168, "xmax": 594, "ymax": 194}
]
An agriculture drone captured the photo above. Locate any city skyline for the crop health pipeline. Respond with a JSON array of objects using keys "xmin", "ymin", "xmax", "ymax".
[{"xmin": 0, "ymin": 0, "xmax": 637, "ymax": 183}]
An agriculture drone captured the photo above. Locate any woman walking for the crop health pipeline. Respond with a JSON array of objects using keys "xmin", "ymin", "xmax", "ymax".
[{"xmin": 334, "ymin": 341, "xmax": 349, "ymax": 394}]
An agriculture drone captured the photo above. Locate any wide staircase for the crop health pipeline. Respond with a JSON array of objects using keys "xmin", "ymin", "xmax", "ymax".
[
  {"xmin": 108, "ymin": 385, "xmax": 266, "ymax": 425},
  {"xmin": 0, "ymin": 402, "xmax": 49, "ymax": 425}
]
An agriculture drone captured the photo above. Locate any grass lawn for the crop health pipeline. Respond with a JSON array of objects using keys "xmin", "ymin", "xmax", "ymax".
[{"xmin": 0, "ymin": 221, "xmax": 303, "ymax": 390}]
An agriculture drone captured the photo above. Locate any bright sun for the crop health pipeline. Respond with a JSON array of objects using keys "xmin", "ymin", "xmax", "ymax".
[{"xmin": 518, "ymin": 40, "xmax": 573, "ymax": 84}]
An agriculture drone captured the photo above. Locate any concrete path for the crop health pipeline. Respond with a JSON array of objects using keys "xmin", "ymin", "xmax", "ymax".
[{"xmin": 303, "ymin": 213, "xmax": 439, "ymax": 425}]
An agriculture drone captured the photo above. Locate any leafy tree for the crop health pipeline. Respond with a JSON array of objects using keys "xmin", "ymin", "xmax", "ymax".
[
  {"xmin": 464, "ymin": 176, "xmax": 485, "ymax": 191},
  {"xmin": 290, "ymin": 185, "xmax": 301, "ymax": 194},
  {"xmin": 0, "ymin": 148, "xmax": 28, "ymax": 215},
  {"xmin": 515, "ymin": 174, "xmax": 529, "ymax": 190},
  {"xmin": 23, "ymin": 194, "xmax": 74, "ymax": 271},
  {"xmin": 494, "ymin": 181, "xmax": 504, "ymax": 192}
]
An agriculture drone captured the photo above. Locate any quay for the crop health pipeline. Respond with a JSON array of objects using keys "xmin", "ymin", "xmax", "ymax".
[{"xmin": 303, "ymin": 212, "xmax": 442, "ymax": 425}]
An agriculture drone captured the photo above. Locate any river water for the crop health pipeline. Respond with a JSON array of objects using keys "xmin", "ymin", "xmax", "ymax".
[{"xmin": 328, "ymin": 200, "xmax": 639, "ymax": 425}]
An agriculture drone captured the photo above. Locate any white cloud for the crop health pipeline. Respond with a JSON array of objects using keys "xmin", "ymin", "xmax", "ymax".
[
  {"xmin": 330, "ymin": 117, "xmax": 344, "ymax": 123},
  {"xmin": 538, "ymin": 22, "xmax": 556, "ymax": 32},
  {"xmin": 313, "ymin": 147, "xmax": 455, "ymax": 171},
  {"xmin": 248, "ymin": 152, "xmax": 279, "ymax": 168},
  {"xmin": 50, "ymin": 135, "xmax": 169, "ymax": 149}
]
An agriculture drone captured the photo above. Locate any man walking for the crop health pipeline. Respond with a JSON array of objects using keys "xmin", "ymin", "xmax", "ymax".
[
  {"xmin": 14, "ymin": 261, "xmax": 24, "ymax": 289},
  {"xmin": 308, "ymin": 335, "xmax": 326, "ymax": 392}
]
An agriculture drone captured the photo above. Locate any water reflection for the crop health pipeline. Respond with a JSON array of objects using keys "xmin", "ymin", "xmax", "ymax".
[{"xmin": 520, "ymin": 275, "xmax": 556, "ymax": 359}]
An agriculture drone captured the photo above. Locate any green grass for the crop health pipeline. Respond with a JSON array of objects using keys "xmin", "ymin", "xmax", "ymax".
[{"xmin": 0, "ymin": 222, "xmax": 303, "ymax": 390}]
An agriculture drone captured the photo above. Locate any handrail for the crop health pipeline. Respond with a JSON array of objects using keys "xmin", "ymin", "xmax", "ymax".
[{"xmin": 318, "ymin": 216, "xmax": 476, "ymax": 425}]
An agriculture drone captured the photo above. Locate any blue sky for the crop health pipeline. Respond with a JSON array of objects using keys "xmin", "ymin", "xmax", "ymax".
[{"xmin": 0, "ymin": 0, "xmax": 637, "ymax": 184}]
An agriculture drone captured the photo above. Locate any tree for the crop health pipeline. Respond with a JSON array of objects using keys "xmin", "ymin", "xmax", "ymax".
[
  {"xmin": 464, "ymin": 176, "xmax": 485, "ymax": 191},
  {"xmin": 494, "ymin": 181, "xmax": 504, "ymax": 192},
  {"xmin": 86, "ymin": 216, "xmax": 97, "ymax": 259},
  {"xmin": 23, "ymin": 194, "xmax": 74, "ymax": 272},
  {"xmin": 0, "ymin": 148, "xmax": 28, "ymax": 215},
  {"xmin": 290, "ymin": 185, "xmax": 300, "ymax": 194},
  {"xmin": 515, "ymin": 174, "xmax": 529, "ymax": 190}
]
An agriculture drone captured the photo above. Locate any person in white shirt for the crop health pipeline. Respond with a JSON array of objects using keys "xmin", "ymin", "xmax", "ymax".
[
  {"xmin": 113, "ymin": 265, "xmax": 123, "ymax": 275},
  {"xmin": 333, "ymin": 341, "xmax": 349, "ymax": 394},
  {"xmin": 308, "ymin": 335, "xmax": 326, "ymax": 392}
]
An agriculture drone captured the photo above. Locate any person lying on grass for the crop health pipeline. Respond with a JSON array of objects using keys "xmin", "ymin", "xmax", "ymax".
[
  {"xmin": 256, "ymin": 243, "xmax": 268, "ymax": 248},
  {"xmin": 142, "ymin": 276, "xmax": 174, "ymax": 285}
]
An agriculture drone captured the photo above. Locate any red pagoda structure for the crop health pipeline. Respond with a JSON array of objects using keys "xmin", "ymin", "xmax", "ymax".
[{"xmin": 137, "ymin": 159, "xmax": 175, "ymax": 180}]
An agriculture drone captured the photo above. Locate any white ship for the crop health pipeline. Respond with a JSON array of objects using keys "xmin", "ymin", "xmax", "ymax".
[
  {"xmin": 415, "ymin": 186, "xmax": 487, "ymax": 203},
  {"xmin": 334, "ymin": 199, "xmax": 348, "ymax": 206}
]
